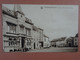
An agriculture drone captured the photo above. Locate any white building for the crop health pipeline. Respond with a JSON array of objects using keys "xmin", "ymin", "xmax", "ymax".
[
  {"xmin": 51, "ymin": 37, "xmax": 66, "ymax": 47},
  {"xmin": 74, "ymin": 34, "xmax": 78, "ymax": 47},
  {"xmin": 43, "ymin": 34, "xmax": 50, "ymax": 48},
  {"xmin": 74, "ymin": 37, "xmax": 78, "ymax": 47},
  {"xmin": 2, "ymin": 4, "xmax": 48, "ymax": 52},
  {"xmin": 56, "ymin": 37, "xmax": 66, "ymax": 47},
  {"xmin": 2, "ymin": 5, "xmax": 33, "ymax": 52},
  {"xmin": 32, "ymin": 25, "xmax": 40, "ymax": 49}
]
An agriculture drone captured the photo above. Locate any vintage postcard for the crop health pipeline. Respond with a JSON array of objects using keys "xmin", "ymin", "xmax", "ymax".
[{"xmin": 2, "ymin": 4, "xmax": 78, "ymax": 52}]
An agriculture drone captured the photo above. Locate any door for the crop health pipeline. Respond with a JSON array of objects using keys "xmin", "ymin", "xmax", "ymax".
[
  {"xmin": 34, "ymin": 43, "xmax": 35, "ymax": 49},
  {"xmin": 21, "ymin": 37, "xmax": 25, "ymax": 48},
  {"xmin": 69, "ymin": 43, "xmax": 71, "ymax": 47}
]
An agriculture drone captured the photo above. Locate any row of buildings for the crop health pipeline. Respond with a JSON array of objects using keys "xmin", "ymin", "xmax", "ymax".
[
  {"xmin": 2, "ymin": 5, "xmax": 50, "ymax": 52},
  {"xmin": 51, "ymin": 34, "xmax": 78, "ymax": 47}
]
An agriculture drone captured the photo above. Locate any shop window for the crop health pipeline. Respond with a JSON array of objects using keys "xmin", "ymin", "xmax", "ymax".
[{"xmin": 9, "ymin": 37, "xmax": 17, "ymax": 46}]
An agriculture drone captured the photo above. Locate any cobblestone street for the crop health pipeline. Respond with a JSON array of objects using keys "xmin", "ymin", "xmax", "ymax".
[{"xmin": 27, "ymin": 47, "xmax": 78, "ymax": 52}]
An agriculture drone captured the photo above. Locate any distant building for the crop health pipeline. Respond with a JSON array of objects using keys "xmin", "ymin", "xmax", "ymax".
[
  {"xmin": 55, "ymin": 37, "xmax": 66, "ymax": 47},
  {"xmin": 66, "ymin": 37, "xmax": 74, "ymax": 47},
  {"xmin": 38, "ymin": 28, "xmax": 44, "ymax": 48},
  {"xmin": 51, "ymin": 37, "xmax": 66, "ymax": 47},
  {"xmin": 74, "ymin": 33, "xmax": 78, "ymax": 47},
  {"xmin": 50, "ymin": 40, "xmax": 56, "ymax": 47},
  {"xmin": 43, "ymin": 34, "xmax": 50, "ymax": 48},
  {"xmin": 32, "ymin": 25, "xmax": 40, "ymax": 49},
  {"xmin": 51, "ymin": 34, "xmax": 78, "ymax": 48},
  {"xmin": 32, "ymin": 26, "xmax": 46, "ymax": 49},
  {"xmin": 66, "ymin": 34, "xmax": 78, "ymax": 47}
]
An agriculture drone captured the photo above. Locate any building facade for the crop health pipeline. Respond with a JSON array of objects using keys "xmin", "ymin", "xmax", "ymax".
[
  {"xmin": 66, "ymin": 34, "xmax": 78, "ymax": 47},
  {"xmin": 38, "ymin": 28, "xmax": 44, "ymax": 48},
  {"xmin": 32, "ymin": 25, "xmax": 40, "ymax": 49},
  {"xmin": 66, "ymin": 37, "xmax": 74, "ymax": 47},
  {"xmin": 74, "ymin": 34, "xmax": 78, "ymax": 47},
  {"xmin": 51, "ymin": 33, "xmax": 78, "ymax": 48},
  {"xmin": 43, "ymin": 34, "xmax": 50, "ymax": 48},
  {"xmin": 2, "ymin": 5, "xmax": 34, "ymax": 52},
  {"xmin": 2, "ymin": 4, "xmax": 49, "ymax": 52},
  {"xmin": 50, "ymin": 40, "xmax": 56, "ymax": 47},
  {"xmin": 51, "ymin": 37, "xmax": 66, "ymax": 47}
]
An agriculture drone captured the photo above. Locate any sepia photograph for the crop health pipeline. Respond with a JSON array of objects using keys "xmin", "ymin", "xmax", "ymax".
[{"xmin": 2, "ymin": 4, "xmax": 78, "ymax": 52}]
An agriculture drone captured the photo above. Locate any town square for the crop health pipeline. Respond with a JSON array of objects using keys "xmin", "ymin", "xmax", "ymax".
[{"xmin": 2, "ymin": 4, "xmax": 78, "ymax": 52}]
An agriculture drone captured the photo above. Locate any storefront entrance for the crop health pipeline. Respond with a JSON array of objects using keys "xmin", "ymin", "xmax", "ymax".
[
  {"xmin": 39, "ymin": 42, "xmax": 43, "ymax": 48},
  {"xmin": 34, "ymin": 43, "xmax": 36, "ymax": 49},
  {"xmin": 21, "ymin": 37, "xmax": 25, "ymax": 48}
]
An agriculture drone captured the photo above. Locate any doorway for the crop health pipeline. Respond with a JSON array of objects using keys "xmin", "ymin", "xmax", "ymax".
[
  {"xmin": 21, "ymin": 37, "xmax": 25, "ymax": 48},
  {"xmin": 34, "ymin": 43, "xmax": 36, "ymax": 49},
  {"xmin": 69, "ymin": 43, "xmax": 72, "ymax": 47}
]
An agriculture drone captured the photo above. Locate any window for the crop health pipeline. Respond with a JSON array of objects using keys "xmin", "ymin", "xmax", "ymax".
[
  {"xmin": 75, "ymin": 39, "xmax": 77, "ymax": 41},
  {"xmin": 27, "ymin": 39, "xmax": 31, "ymax": 46},
  {"xmin": 7, "ymin": 23, "xmax": 16, "ymax": 33},
  {"xmin": 13, "ymin": 26, "xmax": 16, "ymax": 33},
  {"xmin": 9, "ymin": 37, "xmax": 17, "ymax": 46},
  {"xmin": 9, "ymin": 37, "xmax": 14, "ymax": 46},
  {"xmin": 20, "ymin": 26, "xmax": 24, "ymax": 34},
  {"xmin": 26, "ymin": 28, "xmax": 31, "ymax": 36},
  {"xmin": 75, "ymin": 42, "xmax": 77, "ymax": 45}
]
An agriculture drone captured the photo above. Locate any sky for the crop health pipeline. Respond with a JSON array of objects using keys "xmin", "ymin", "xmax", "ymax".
[{"xmin": 2, "ymin": 4, "xmax": 79, "ymax": 41}]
